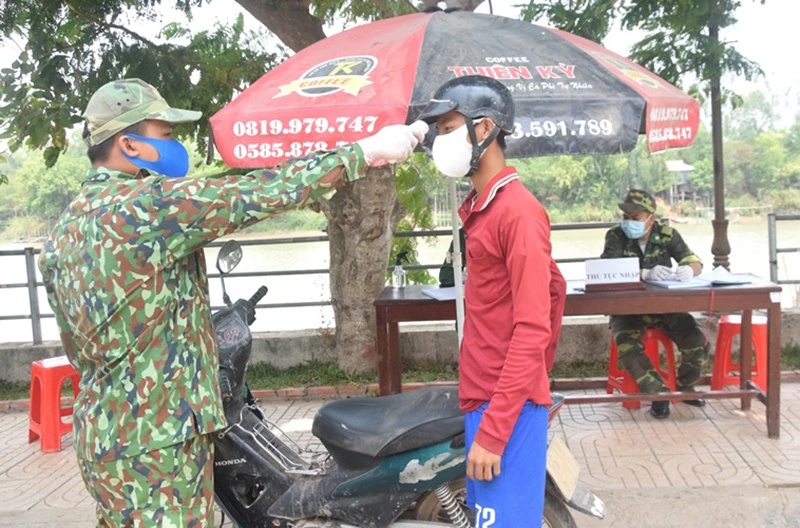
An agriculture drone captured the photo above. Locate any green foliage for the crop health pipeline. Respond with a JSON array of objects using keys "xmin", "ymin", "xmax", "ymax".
[
  {"xmin": 3, "ymin": 216, "xmax": 48, "ymax": 238},
  {"xmin": 243, "ymin": 208, "xmax": 327, "ymax": 233},
  {"xmin": 521, "ymin": 1, "xmax": 764, "ymax": 105},
  {"xmin": 388, "ymin": 153, "xmax": 440, "ymax": 285},
  {"xmin": 3, "ymin": 88, "xmax": 798, "ymax": 239},
  {"xmin": 727, "ymin": 194, "xmax": 760, "ymax": 215},
  {"xmin": 677, "ymin": 201, "xmax": 695, "ymax": 217},
  {"xmin": 520, "ymin": 0, "xmax": 619, "ymax": 41},
  {"xmin": 0, "ymin": 132, "xmax": 272, "ymax": 238},
  {"xmin": 0, "ymin": 2, "xmax": 281, "ymax": 166},
  {"xmin": 512, "ymin": 134, "xmax": 675, "ymax": 219},
  {"xmin": 311, "ymin": 0, "xmax": 418, "ymax": 25},
  {"xmin": 769, "ymin": 189, "xmax": 800, "ymax": 213}
]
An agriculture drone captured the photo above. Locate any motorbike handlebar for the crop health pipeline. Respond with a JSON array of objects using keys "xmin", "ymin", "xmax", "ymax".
[{"xmin": 248, "ymin": 286, "xmax": 268, "ymax": 308}]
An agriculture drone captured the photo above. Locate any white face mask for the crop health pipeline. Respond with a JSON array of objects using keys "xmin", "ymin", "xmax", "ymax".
[{"xmin": 432, "ymin": 120, "xmax": 484, "ymax": 178}]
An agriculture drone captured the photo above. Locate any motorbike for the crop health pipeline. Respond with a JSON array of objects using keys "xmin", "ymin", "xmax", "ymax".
[{"xmin": 211, "ymin": 240, "xmax": 605, "ymax": 528}]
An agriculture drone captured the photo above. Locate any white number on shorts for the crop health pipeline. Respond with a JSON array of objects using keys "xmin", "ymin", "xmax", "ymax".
[{"xmin": 475, "ymin": 504, "xmax": 496, "ymax": 528}]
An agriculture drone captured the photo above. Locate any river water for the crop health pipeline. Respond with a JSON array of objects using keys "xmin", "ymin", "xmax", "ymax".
[{"xmin": 1, "ymin": 217, "xmax": 798, "ymax": 344}]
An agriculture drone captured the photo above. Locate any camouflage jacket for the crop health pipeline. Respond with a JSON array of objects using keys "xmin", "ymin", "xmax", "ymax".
[
  {"xmin": 39, "ymin": 146, "xmax": 366, "ymax": 462},
  {"xmin": 600, "ymin": 222, "xmax": 702, "ymax": 269}
]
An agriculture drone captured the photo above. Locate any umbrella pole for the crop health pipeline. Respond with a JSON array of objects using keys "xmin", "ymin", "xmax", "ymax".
[{"xmin": 449, "ymin": 177, "xmax": 465, "ymax": 344}]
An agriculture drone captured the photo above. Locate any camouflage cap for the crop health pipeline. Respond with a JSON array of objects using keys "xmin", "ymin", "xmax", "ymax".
[
  {"xmin": 619, "ymin": 189, "xmax": 655, "ymax": 214},
  {"xmin": 82, "ymin": 79, "xmax": 201, "ymax": 147}
]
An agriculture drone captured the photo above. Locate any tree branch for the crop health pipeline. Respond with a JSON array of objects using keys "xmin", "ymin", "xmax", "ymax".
[
  {"xmin": 67, "ymin": 3, "xmax": 166, "ymax": 56},
  {"xmin": 66, "ymin": 3, "xmax": 244, "ymax": 91},
  {"xmin": 374, "ymin": 0, "xmax": 394, "ymax": 17},
  {"xmin": 234, "ymin": 0, "xmax": 327, "ymax": 53}
]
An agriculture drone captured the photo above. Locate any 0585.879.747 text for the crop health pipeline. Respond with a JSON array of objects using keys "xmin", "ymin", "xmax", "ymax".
[{"xmin": 231, "ymin": 116, "xmax": 379, "ymax": 159}]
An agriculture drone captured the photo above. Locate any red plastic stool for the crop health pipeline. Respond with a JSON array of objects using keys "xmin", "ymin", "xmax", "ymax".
[
  {"xmin": 607, "ymin": 329, "xmax": 677, "ymax": 409},
  {"xmin": 29, "ymin": 356, "xmax": 80, "ymax": 453},
  {"xmin": 711, "ymin": 314, "xmax": 768, "ymax": 392}
]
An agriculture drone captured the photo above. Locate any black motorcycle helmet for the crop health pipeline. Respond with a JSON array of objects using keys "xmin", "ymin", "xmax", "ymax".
[{"xmin": 418, "ymin": 75, "xmax": 515, "ymax": 177}]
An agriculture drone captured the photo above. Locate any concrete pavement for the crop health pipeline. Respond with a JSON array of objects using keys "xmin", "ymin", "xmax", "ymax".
[{"xmin": 2, "ymin": 382, "xmax": 799, "ymax": 527}]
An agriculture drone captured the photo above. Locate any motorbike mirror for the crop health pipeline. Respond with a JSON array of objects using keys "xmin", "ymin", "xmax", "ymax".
[
  {"xmin": 217, "ymin": 240, "xmax": 243, "ymax": 275},
  {"xmin": 216, "ymin": 241, "xmax": 242, "ymax": 307}
]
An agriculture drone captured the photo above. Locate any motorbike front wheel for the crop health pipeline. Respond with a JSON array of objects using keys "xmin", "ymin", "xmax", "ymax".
[{"xmin": 411, "ymin": 477, "xmax": 577, "ymax": 528}]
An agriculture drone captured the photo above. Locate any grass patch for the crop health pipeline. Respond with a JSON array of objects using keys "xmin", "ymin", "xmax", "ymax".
[
  {"xmin": 550, "ymin": 360, "xmax": 609, "ymax": 379},
  {"xmin": 245, "ymin": 358, "xmax": 460, "ymax": 390},
  {"xmin": 0, "ymin": 380, "xmax": 29, "ymax": 401},
  {"xmin": 0, "ymin": 379, "xmax": 74, "ymax": 402},
  {"xmin": 246, "ymin": 360, "xmax": 375, "ymax": 389},
  {"xmin": 3, "ymin": 346, "xmax": 799, "ymax": 402},
  {"xmin": 783, "ymin": 342, "xmax": 800, "ymax": 370}
]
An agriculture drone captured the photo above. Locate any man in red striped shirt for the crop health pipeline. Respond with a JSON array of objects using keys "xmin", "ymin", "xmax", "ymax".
[{"xmin": 419, "ymin": 76, "xmax": 566, "ymax": 527}]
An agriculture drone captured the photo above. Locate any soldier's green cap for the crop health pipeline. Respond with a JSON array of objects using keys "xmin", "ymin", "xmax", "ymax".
[
  {"xmin": 619, "ymin": 189, "xmax": 655, "ymax": 215},
  {"xmin": 82, "ymin": 78, "xmax": 201, "ymax": 147}
]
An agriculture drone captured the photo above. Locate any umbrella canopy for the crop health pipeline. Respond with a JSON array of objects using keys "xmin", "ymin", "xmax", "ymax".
[
  {"xmin": 210, "ymin": 10, "xmax": 701, "ymax": 344},
  {"xmin": 210, "ymin": 10, "xmax": 699, "ymax": 168}
]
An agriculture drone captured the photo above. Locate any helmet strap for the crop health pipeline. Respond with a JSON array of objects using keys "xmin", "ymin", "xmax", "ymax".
[{"xmin": 464, "ymin": 119, "xmax": 501, "ymax": 178}]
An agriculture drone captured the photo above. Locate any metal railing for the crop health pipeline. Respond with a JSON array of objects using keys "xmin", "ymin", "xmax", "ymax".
[
  {"xmin": 0, "ymin": 247, "xmax": 45, "ymax": 344},
  {"xmin": 768, "ymin": 213, "xmax": 800, "ymax": 285},
  {"xmin": 1, "ymin": 223, "xmax": 617, "ymax": 345}
]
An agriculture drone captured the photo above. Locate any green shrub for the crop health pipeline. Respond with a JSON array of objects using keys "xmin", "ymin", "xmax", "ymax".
[
  {"xmin": 678, "ymin": 201, "xmax": 696, "ymax": 217},
  {"xmin": 2, "ymin": 216, "xmax": 47, "ymax": 239},
  {"xmin": 769, "ymin": 189, "xmax": 800, "ymax": 213}
]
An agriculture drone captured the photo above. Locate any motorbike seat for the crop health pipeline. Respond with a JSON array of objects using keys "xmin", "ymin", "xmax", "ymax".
[{"xmin": 312, "ymin": 387, "xmax": 463, "ymax": 462}]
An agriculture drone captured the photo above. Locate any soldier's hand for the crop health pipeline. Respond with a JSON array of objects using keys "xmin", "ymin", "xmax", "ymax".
[
  {"xmin": 356, "ymin": 121, "xmax": 429, "ymax": 165},
  {"xmin": 467, "ymin": 440, "xmax": 502, "ymax": 482},
  {"xmin": 643, "ymin": 265, "xmax": 672, "ymax": 281},
  {"xmin": 675, "ymin": 265, "xmax": 694, "ymax": 282}
]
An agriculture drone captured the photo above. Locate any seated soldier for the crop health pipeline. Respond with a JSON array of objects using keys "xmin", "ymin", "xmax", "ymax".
[
  {"xmin": 439, "ymin": 228, "xmax": 467, "ymax": 287},
  {"xmin": 601, "ymin": 189, "xmax": 708, "ymax": 419}
]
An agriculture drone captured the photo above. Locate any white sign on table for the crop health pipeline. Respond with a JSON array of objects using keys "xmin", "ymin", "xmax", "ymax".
[{"xmin": 585, "ymin": 257, "xmax": 641, "ymax": 285}]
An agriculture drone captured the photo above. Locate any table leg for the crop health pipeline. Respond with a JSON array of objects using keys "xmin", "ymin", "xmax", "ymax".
[
  {"xmin": 766, "ymin": 301, "xmax": 781, "ymax": 439},
  {"xmin": 386, "ymin": 321, "xmax": 402, "ymax": 395},
  {"xmin": 739, "ymin": 309, "xmax": 753, "ymax": 411},
  {"xmin": 376, "ymin": 306, "xmax": 391, "ymax": 396}
]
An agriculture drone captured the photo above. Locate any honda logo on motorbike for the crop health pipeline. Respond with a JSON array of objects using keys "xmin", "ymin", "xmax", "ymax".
[{"xmin": 215, "ymin": 458, "xmax": 248, "ymax": 467}]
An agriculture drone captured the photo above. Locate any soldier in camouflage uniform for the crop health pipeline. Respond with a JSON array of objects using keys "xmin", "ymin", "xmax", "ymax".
[
  {"xmin": 601, "ymin": 189, "xmax": 708, "ymax": 419},
  {"xmin": 38, "ymin": 78, "xmax": 425, "ymax": 526}
]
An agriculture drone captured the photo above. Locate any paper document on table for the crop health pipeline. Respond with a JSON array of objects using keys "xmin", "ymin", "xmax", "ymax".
[
  {"xmin": 422, "ymin": 286, "xmax": 456, "ymax": 301},
  {"xmin": 567, "ymin": 281, "xmax": 586, "ymax": 294},
  {"xmin": 645, "ymin": 277, "xmax": 712, "ymax": 289},
  {"xmin": 646, "ymin": 267, "xmax": 752, "ymax": 289},
  {"xmin": 696, "ymin": 266, "xmax": 752, "ymax": 285}
]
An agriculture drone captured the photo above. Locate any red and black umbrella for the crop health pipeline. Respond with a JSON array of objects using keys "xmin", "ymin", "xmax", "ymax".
[{"xmin": 210, "ymin": 10, "xmax": 699, "ymax": 167}]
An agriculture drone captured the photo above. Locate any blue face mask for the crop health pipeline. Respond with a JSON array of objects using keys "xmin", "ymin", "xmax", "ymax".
[
  {"xmin": 621, "ymin": 215, "xmax": 652, "ymax": 239},
  {"xmin": 121, "ymin": 133, "xmax": 189, "ymax": 178}
]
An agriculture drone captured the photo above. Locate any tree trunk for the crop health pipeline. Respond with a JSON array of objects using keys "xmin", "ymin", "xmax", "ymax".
[
  {"xmin": 423, "ymin": 0, "xmax": 485, "ymax": 10},
  {"xmin": 230, "ymin": 0, "xmax": 487, "ymax": 372},
  {"xmin": 234, "ymin": 0, "xmax": 327, "ymax": 53},
  {"xmin": 323, "ymin": 166, "xmax": 405, "ymax": 373}
]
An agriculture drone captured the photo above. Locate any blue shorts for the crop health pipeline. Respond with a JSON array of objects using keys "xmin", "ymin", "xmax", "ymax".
[{"xmin": 465, "ymin": 401, "xmax": 548, "ymax": 528}]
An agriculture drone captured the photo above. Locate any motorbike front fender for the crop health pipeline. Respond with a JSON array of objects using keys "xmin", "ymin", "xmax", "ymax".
[{"xmin": 545, "ymin": 436, "xmax": 605, "ymax": 520}]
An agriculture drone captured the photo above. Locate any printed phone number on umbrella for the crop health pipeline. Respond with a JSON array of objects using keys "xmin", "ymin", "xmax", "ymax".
[
  {"xmin": 233, "ymin": 141, "xmax": 351, "ymax": 160},
  {"xmin": 509, "ymin": 119, "xmax": 614, "ymax": 140},
  {"xmin": 231, "ymin": 116, "xmax": 380, "ymax": 138},
  {"xmin": 648, "ymin": 126, "xmax": 693, "ymax": 144}
]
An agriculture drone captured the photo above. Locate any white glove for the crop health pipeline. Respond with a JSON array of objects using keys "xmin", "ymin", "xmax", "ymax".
[
  {"xmin": 356, "ymin": 121, "xmax": 429, "ymax": 165},
  {"xmin": 642, "ymin": 265, "xmax": 672, "ymax": 281},
  {"xmin": 675, "ymin": 265, "xmax": 694, "ymax": 282}
]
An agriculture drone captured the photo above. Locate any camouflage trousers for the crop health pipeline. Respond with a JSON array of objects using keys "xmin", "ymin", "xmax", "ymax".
[
  {"xmin": 610, "ymin": 313, "xmax": 709, "ymax": 394},
  {"xmin": 77, "ymin": 434, "xmax": 214, "ymax": 527}
]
